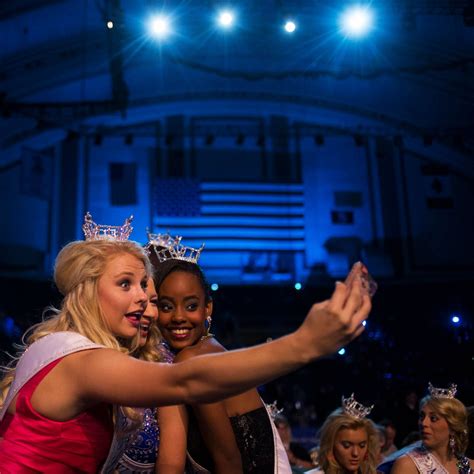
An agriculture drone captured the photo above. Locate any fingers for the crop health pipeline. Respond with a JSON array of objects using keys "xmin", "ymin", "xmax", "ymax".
[
  {"xmin": 327, "ymin": 281, "xmax": 349, "ymax": 311},
  {"xmin": 349, "ymin": 294, "xmax": 372, "ymax": 333}
]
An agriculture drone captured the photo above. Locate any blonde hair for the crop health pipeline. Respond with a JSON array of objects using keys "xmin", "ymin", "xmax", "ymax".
[
  {"xmin": 318, "ymin": 409, "xmax": 379, "ymax": 474},
  {"xmin": 420, "ymin": 395, "xmax": 469, "ymax": 455},
  {"xmin": 0, "ymin": 239, "xmax": 152, "ymax": 409}
]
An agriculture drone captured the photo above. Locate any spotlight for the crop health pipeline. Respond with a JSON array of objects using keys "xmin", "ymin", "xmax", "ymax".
[
  {"xmin": 339, "ymin": 5, "xmax": 374, "ymax": 39},
  {"xmin": 211, "ymin": 283, "xmax": 219, "ymax": 291},
  {"xmin": 294, "ymin": 282, "xmax": 302, "ymax": 290},
  {"xmin": 107, "ymin": 20, "xmax": 114, "ymax": 29},
  {"xmin": 148, "ymin": 15, "xmax": 171, "ymax": 39},
  {"xmin": 218, "ymin": 10, "xmax": 234, "ymax": 28},
  {"xmin": 338, "ymin": 348, "xmax": 346, "ymax": 355},
  {"xmin": 451, "ymin": 315, "xmax": 461, "ymax": 325},
  {"xmin": 284, "ymin": 20, "xmax": 296, "ymax": 33}
]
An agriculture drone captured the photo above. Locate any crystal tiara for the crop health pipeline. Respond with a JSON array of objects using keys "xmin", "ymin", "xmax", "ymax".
[
  {"xmin": 154, "ymin": 241, "xmax": 205, "ymax": 264},
  {"xmin": 341, "ymin": 394, "xmax": 374, "ymax": 419},
  {"xmin": 82, "ymin": 212, "xmax": 133, "ymax": 241},
  {"xmin": 428, "ymin": 382, "xmax": 457, "ymax": 399},
  {"xmin": 145, "ymin": 229, "xmax": 182, "ymax": 251}
]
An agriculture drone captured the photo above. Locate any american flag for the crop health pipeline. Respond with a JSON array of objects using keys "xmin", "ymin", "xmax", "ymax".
[{"xmin": 153, "ymin": 178, "xmax": 305, "ymax": 252}]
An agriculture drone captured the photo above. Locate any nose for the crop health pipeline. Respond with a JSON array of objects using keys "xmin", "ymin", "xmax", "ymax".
[
  {"xmin": 351, "ymin": 446, "xmax": 360, "ymax": 458},
  {"xmin": 136, "ymin": 286, "xmax": 148, "ymax": 307},
  {"xmin": 170, "ymin": 305, "xmax": 186, "ymax": 322}
]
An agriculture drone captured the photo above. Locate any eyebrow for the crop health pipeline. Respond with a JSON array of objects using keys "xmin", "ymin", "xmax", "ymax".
[
  {"xmin": 159, "ymin": 294, "xmax": 200, "ymax": 301},
  {"xmin": 113, "ymin": 271, "xmax": 147, "ymax": 279}
]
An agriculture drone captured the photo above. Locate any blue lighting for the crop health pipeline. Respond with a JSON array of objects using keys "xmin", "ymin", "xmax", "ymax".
[
  {"xmin": 284, "ymin": 21, "xmax": 296, "ymax": 33},
  {"xmin": 217, "ymin": 10, "xmax": 235, "ymax": 28},
  {"xmin": 451, "ymin": 315, "xmax": 461, "ymax": 324},
  {"xmin": 211, "ymin": 283, "xmax": 219, "ymax": 291},
  {"xmin": 338, "ymin": 348, "xmax": 346, "ymax": 355},
  {"xmin": 339, "ymin": 5, "xmax": 374, "ymax": 38},
  {"xmin": 294, "ymin": 282, "xmax": 302, "ymax": 290},
  {"xmin": 148, "ymin": 15, "xmax": 172, "ymax": 39}
]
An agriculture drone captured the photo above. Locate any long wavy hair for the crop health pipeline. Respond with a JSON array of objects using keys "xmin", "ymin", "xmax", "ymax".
[
  {"xmin": 318, "ymin": 409, "xmax": 379, "ymax": 474},
  {"xmin": 419, "ymin": 395, "xmax": 469, "ymax": 456},
  {"xmin": 0, "ymin": 239, "xmax": 152, "ymax": 409}
]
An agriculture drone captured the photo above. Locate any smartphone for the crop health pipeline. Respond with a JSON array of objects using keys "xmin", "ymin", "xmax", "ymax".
[{"xmin": 344, "ymin": 262, "xmax": 378, "ymax": 298}]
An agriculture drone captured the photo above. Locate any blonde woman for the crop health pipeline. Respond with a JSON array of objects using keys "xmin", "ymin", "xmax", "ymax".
[
  {"xmin": 391, "ymin": 383, "xmax": 474, "ymax": 474},
  {"xmin": 0, "ymin": 216, "xmax": 372, "ymax": 472},
  {"xmin": 315, "ymin": 395, "xmax": 379, "ymax": 474}
]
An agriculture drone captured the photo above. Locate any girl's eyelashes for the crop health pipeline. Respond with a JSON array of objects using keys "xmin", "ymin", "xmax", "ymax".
[{"xmin": 119, "ymin": 279, "xmax": 130, "ymax": 289}]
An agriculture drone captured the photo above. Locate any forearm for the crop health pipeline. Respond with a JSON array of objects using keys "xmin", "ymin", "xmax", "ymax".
[{"xmin": 175, "ymin": 332, "xmax": 313, "ymax": 405}]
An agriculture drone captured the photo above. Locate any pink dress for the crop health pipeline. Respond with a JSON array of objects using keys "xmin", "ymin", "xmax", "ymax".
[{"xmin": 0, "ymin": 358, "xmax": 113, "ymax": 473}]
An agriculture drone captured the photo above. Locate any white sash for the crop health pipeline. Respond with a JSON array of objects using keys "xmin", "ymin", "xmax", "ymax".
[{"xmin": 0, "ymin": 331, "xmax": 103, "ymax": 422}]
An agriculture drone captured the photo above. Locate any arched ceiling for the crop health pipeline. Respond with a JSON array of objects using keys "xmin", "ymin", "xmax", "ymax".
[{"xmin": 1, "ymin": 0, "xmax": 473, "ymax": 161}]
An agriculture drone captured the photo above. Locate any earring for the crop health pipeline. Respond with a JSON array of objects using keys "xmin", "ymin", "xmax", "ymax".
[
  {"xmin": 201, "ymin": 316, "xmax": 214, "ymax": 340},
  {"xmin": 449, "ymin": 435, "xmax": 456, "ymax": 453}
]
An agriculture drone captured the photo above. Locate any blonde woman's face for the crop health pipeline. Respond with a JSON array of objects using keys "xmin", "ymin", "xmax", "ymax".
[
  {"xmin": 139, "ymin": 278, "xmax": 158, "ymax": 347},
  {"xmin": 333, "ymin": 427, "xmax": 368, "ymax": 473},
  {"xmin": 97, "ymin": 253, "xmax": 148, "ymax": 338},
  {"xmin": 419, "ymin": 403, "xmax": 450, "ymax": 450}
]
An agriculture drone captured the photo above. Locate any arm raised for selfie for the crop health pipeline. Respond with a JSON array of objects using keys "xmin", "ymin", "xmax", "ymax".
[{"xmin": 77, "ymin": 279, "xmax": 370, "ymax": 408}]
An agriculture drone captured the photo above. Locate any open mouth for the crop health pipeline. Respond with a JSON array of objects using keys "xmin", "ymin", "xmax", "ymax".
[
  {"xmin": 166, "ymin": 327, "xmax": 192, "ymax": 339},
  {"xmin": 125, "ymin": 311, "xmax": 143, "ymax": 328}
]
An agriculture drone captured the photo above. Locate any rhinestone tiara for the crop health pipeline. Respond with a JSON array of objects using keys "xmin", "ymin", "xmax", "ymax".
[
  {"xmin": 154, "ymin": 241, "xmax": 205, "ymax": 264},
  {"xmin": 428, "ymin": 382, "xmax": 457, "ymax": 399},
  {"xmin": 341, "ymin": 394, "xmax": 374, "ymax": 419},
  {"xmin": 82, "ymin": 212, "xmax": 133, "ymax": 241},
  {"xmin": 145, "ymin": 228, "xmax": 182, "ymax": 251}
]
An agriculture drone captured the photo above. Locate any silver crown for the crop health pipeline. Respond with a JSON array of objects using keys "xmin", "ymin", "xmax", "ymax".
[
  {"xmin": 266, "ymin": 400, "xmax": 284, "ymax": 420},
  {"xmin": 428, "ymin": 382, "xmax": 457, "ymax": 399},
  {"xmin": 155, "ymin": 241, "xmax": 205, "ymax": 264},
  {"xmin": 145, "ymin": 228, "xmax": 182, "ymax": 253},
  {"xmin": 341, "ymin": 394, "xmax": 374, "ymax": 419},
  {"xmin": 82, "ymin": 212, "xmax": 133, "ymax": 241}
]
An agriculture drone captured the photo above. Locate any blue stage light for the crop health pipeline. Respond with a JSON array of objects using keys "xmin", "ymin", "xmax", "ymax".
[
  {"xmin": 451, "ymin": 315, "xmax": 461, "ymax": 324},
  {"xmin": 284, "ymin": 21, "xmax": 296, "ymax": 33},
  {"xmin": 338, "ymin": 348, "xmax": 346, "ymax": 355},
  {"xmin": 218, "ymin": 10, "xmax": 235, "ymax": 28},
  {"xmin": 211, "ymin": 283, "xmax": 219, "ymax": 291},
  {"xmin": 294, "ymin": 282, "xmax": 302, "ymax": 290},
  {"xmin": 339, "ymin": 5, "xmax": 374, "ymax": 38},
  {"xmin": 148, "ymin": 15, "xmax": 172, "ymax": 39}
]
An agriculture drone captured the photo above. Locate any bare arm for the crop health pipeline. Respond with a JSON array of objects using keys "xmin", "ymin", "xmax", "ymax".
[
  {"xmin": 391, "ymin": 455, "xmax": 419, "ymax": 474},
  {"xmin": 155, "ymin": 405, "xmax": 188, "ymax": 474},
  {"xmin": 54, "ymin": 280, "xmax": 370, "ymax": 411}
]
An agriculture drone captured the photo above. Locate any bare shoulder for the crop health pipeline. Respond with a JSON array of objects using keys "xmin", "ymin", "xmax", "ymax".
[
  {"xmin": 391, "ymin": 454, "xmax": 418, "ymax": 473},
  {"xmin": 174, "ymin": 337, "xmax": 226, "ymax": 362}
]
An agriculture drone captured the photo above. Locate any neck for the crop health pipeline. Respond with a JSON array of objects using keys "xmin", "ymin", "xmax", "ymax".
[{"xmin": 428, "ymin": 444, "xmax": 452, "ymax": 465}]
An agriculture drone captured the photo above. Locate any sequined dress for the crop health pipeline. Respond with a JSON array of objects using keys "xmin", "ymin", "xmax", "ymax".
[
  {"xmin": 116, "ymin": 341, "xmax": 176, "ymax": 473},
  {"xmin": 186, "ymin": 404, "xmax": 292, "ymax": 474}
]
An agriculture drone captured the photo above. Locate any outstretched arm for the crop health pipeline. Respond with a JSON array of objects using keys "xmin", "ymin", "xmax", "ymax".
[{"xmin": 76, "ymin": 279, "xmax": 369, "ymax": 407}]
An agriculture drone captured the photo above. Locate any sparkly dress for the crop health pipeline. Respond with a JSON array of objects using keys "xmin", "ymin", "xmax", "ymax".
[
  {"xmin": 186, "ymin": 404, "xmax": 291, "ymax": 474},
  {"xmin": 116, "ymin": 342, "xmax": 175, "ymax": 473}
]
